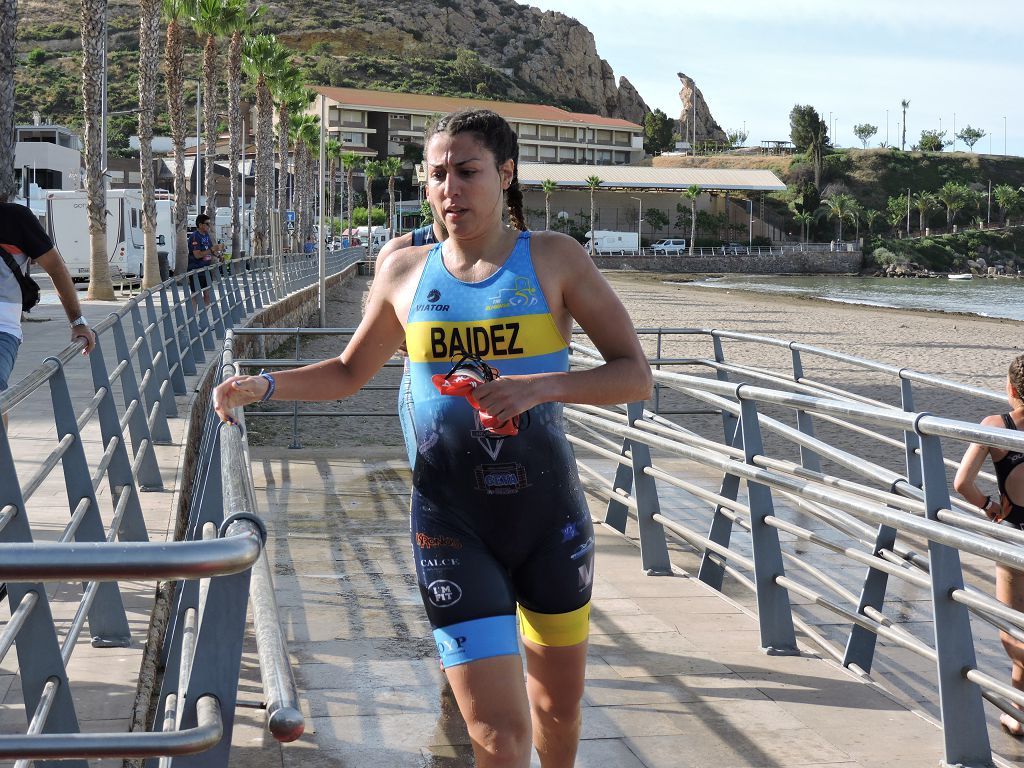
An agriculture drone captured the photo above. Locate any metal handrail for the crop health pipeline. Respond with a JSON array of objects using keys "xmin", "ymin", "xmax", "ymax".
[
  {"xmin": 0, "ymin": 526, "xmax": 262, "ymax": 581},
  {"xmin": 0, "ymin": 695, "xmax": 222, "ymax": 759},
  {"xmin": 0, "ymin": 247, "xmax": 358, "ymax": 763},
  {"xmin": 217, "ymin": 331, "xmax": 305, "ymax": 743}
]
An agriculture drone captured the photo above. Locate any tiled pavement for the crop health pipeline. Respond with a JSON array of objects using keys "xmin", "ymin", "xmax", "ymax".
[{"xmin": 234, "ymin": 448, "xmax": 950, "ymax": 768}]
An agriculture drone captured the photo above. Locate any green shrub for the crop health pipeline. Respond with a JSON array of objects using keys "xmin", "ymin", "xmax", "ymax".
[{"xmin": 26, "ymin": 48, "xmax": 46, "ymax": 66}]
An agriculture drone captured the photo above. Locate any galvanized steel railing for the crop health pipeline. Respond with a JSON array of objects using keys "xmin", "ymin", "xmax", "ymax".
[
  {"xmin": 0, "ymin": 248, "xmax": 361, "ymax": 764},
  {"xmin": 565, "ymin": 331, "xmax": 1024, "ymax": 768},
  {"xmin": 233, "ymin": 322, "xmax": 1022, "ymax": 767}
]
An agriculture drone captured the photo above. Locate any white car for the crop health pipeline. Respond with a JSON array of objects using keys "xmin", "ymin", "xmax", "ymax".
[{"xmin": 651, "ymin": 238, "xmax": 688, "ymax": 255}]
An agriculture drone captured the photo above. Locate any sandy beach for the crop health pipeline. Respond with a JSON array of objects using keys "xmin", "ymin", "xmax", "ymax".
[{"xmin": 249, "ymin": 269, "xmax": 1022, "ymax": 452}]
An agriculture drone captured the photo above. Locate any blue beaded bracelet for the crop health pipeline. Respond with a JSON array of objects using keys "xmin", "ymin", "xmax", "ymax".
[{"xmin": 258, "ymin": 370, "xmax": 276, "ymax": 402}]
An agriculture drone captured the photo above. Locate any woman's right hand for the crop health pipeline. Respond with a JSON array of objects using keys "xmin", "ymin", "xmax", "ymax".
[{"xmin": 213, "ymin": 375, "xmax": 270, "ymax": 425}]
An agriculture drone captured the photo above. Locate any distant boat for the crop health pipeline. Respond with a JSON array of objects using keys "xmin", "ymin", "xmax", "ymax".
[{"xmin": 947, "ymin": 273, "xmax": 973, "ymax": 280}]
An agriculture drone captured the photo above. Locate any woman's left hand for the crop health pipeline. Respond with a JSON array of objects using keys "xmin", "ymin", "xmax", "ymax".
[{"xmin": 473, "ymin": 375, "xmax": 540, "ymax": 423}]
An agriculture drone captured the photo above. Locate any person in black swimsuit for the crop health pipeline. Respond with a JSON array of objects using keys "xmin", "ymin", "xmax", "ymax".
[{"xmin": 954, "ymin": 353, "xmax": 1024, "ymax": 736}]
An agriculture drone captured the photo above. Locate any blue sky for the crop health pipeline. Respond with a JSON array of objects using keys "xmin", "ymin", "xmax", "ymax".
[{"xmin": 519, "ymin": 1, "xmax": 1024, "ymax": 155}]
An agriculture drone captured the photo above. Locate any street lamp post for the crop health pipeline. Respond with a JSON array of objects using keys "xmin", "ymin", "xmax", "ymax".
[
  {"xmin": 1004, "ymin": 116, "xmax": 1008, "ymax": 155},
  {"xmin": 629, "ymin": 196, "xmax": 642, "ymax": 254},
  {"xmin": 886, "ymin": 109, "xmax": 889, "ymax": 146}
]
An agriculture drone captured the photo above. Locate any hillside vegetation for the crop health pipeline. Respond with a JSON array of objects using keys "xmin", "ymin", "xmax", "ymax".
[{"xmin": 13, "ymin": 0, "xmax": 636, "ymax": 155}]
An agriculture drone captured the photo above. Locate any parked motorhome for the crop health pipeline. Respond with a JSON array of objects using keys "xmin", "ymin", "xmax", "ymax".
[
  {"xmin": 46, "ymin": 189, "xmax": 145, "ymax": 280},
  {"xmin": 583, "ymin": 230, "xmax": 639, "ymax": 255}
]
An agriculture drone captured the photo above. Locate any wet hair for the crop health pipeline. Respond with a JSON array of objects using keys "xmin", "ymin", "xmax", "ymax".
[
  {"xmin": 427, "ymin": 109, "xmax": 526, "ymax": 231},
  {"xmin": 1010, "ymin": 355, "xmax": 1024, "ymax": 400},
  {"xmin": 196, "ymin": 213, "xmax": 211, "ymax": 227}
]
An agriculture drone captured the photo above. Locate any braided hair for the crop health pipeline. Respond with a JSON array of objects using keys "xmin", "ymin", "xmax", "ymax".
[
  {"xmin": 1010, "ymin": 354, "xmax": 1024, "ymax": 401},
  {"xmin": 428, "ymin": 109, "xmax": 526, "ymax": 231}
]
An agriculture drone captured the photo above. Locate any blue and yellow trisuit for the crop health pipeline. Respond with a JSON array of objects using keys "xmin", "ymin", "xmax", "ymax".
[{"xmin": 402, "ymin": 230, "xmax": 594, "ymax": 668}]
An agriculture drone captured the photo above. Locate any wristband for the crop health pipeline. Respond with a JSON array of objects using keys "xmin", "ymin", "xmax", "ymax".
[{"xmin": 258, "ymin": 370, "xmax": 276, "ymax": 402}]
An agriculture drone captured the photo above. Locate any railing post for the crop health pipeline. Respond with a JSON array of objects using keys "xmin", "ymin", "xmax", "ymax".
[
  {"xmin": 711, "ymin": 334, "xmax": 738, "ymax": 442},
  {"xmin": 208, "ymin": 267, "xmax": 228, "ymax": 342},
  {"xmin": 166, "ymin": 278, "xmax": 198, "ymax": 375},
  {"xmin": 790, "ymin": 347, "xmax": 822, "ymax": 473},
  {"xmin": 624, "ymin": 401, "xmax": 671, "ymax": 574},
  {"xmin": 127, "ymin": 304, "xmax": 173, "ymax": 443},
  {"xmin": 0, "ymin": 423, "xmax": 86, "ymax": 768},
  {"xmin": 843, "ymin": 522, "xmax": 896, "ymax": 673},
  {"xmin": 87, "ymin": 335, "xmax": 149, "ymax": 542},
  {"xmin": 131, "ymin": 300, "xmax": 178, "ymax": 418},
  {"xmin": 108, "ymin": 317, "xmax": 164, "ymax": 490},
  {"xmin": 697, "ymin": 419, "xmax": 744, "ymax": 590},
  {"xmin": 901, "ymin": 375, "xmax": 924, "ymax": 488},
  {"xmin": 240, "ymin": 264, "xmax": 256, "ymax": 314},
  {"xmin": 289, "ymin": 331, "xmax": 302, "ymax": 449},
  {"xmin": 653, "ymin": 329, "xmax": 663, "ymax": 414},
  {"xmin": 149, "ymin": 289, "xmax": 187, "ymax": 396},
  {"xmin": 190, "ymin": 271, "xmax": 216, "ymax": 353},
  {"xmin": 604, "ymin": 430, "xmax": 632, "ymax": 534},
  {"xmin": 918, "ymin": 424, "xmax": 992, "ymax": 766},
  {"xmin": 176, "ymin": 276, "xmax": 207, "ymax": 365},
  {"xmin": 47, "ymin": 359, "xmax": 132, "ymax": 646},
  {"xmin": 738, "ymin": 396, "xmax": 798, "ymax": 655},
  {"xmin": 173, "ymin": 538, "xmax": 256, "ymax": 767}
]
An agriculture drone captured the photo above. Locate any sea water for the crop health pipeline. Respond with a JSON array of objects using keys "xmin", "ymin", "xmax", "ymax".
[{"xmin": 686, "ymin": 274, "xmax": 1024, "ymax": 321}]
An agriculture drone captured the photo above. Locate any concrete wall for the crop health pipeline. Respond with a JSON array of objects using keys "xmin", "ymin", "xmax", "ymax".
[{"xmin": 592, "ymin": 249, "xmax": 863, "ymax": 274}]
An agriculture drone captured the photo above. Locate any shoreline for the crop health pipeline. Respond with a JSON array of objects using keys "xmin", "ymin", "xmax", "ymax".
[
  {"xmin": 609, "ymin": 270, "xmax": 1024, "ymax": 327},
  {"xmin": 602, "ymin": 271, "xmax": 1021, "ymax": 421}
]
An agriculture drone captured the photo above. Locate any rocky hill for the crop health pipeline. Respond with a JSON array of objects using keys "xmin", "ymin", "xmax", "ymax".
[{"xmin": 14, "ymin": 0, "xmax": 650, "ymax": 152}]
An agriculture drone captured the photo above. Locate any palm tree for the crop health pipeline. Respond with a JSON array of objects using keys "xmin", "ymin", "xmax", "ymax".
[
  {"xmin": 863, "ymin": 209, "xmax": 881, "ymax": 236},
  {"xmin": 993, "ymin": 184, "xmax": 1022, "ymax": 227},
  {"xmin": 585, "ymin": 175, "xmax": 602, "ymax": 255},
  {"xmin": 162, "ymin": 0, "xmax": 195, "ymax": 275},
  {"xmin": 911, "ymin": 191, "xmax": 937, "ymax": 233},
  {"xmin": 138, "ymin": 0, "xmax": 162, "ymax": 289},
  {"xmin": 900, "ymin": 99, "xmax": 910, "ymax": 151},
  {"xmin": 341, "ymin": 151, "xmax": 361, "ymax": 242},
  {"xmin": 288, "ymin": 111, "xmax": 319, "ymax": 249},
  {"xmin": 0, "ymin": 0, "xmax": 17, "ymax": 201},
  {"xmin": 192, "ymin": 0, "xmax": 226, "ymax": 215},
  {"xmin": 270, "ymin": 65, "xmax": 304, "ymax": 251},
  {"xmin": 682, "ymin": 184, "xmax": 700, "ymax": 255},
  {"xmin": 823, "ymin": 192, "xmax": 856, "ymax": 242},
  {"xmin": 848, "ymin": 200, "xmax": 864, "ymax": 243},
  {"xmin": 363, "ymin": 159, "xmax": 383, "ymax": 258},
  {"xmin": 82, "ymin": 0, "xmax": 115, "ymax": 299},
  {"xmin": 937, "ymin": 181, "xmax": 970, "ymax": 231},
  {"xmin": 223, "ymin": 0, "xmax": 259, "ymax": 260},
  {"xmin": 382, "ymin": 156, "xmax": 402, "ymax": 239},
  {"xmin": 242, "ymin": 34, "xmax": 285, "ymax": 257},
  {"xmin": 540, "ymin": 179, "xmax": 557, "ymax": 230},
  {"xmin": 792, "ymin": 211, "xmax": 814, "ymax": 243}
]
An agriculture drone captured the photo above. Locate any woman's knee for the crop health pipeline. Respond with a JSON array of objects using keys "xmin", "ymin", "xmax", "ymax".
[
  {"xmin": 529, "ymin": 684, "xmax": 584, "ymax": 725},
  {"xmin": 465, "ymin": 715, "xmax": 531, "ymax": 764}
]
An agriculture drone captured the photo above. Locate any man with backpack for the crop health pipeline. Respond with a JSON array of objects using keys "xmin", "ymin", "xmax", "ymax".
[{"xmin": 0, "ymin": 201, "xmax": 95, "ymax": 394}]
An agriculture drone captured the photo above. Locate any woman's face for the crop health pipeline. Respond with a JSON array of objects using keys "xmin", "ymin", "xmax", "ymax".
[{"xmin": 425, "ymin": 132, "xmax": 513, "ymax": 238}]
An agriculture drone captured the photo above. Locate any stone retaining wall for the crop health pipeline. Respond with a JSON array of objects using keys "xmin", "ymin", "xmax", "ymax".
[{"xmin": 593, "ymin": 250, "xmax": 863, "ymax": 274}]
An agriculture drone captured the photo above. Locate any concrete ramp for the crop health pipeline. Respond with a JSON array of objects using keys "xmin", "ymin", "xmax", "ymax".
[{"xmin": 231, "ymin": 449, "xmax": 943, "ymax": 768}]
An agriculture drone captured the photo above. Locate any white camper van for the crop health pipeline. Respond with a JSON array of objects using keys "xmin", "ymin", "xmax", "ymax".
[
  {"xmin": 155, "ymin": 194, "xmax": 175, "ymax": 270},
  {"xmin": 46, "ymin": 189, "xmax": 146, "ymax": 280},
  {"xmin": 583, "ymin": 230, "xmax": 640, "ymax": 255},
  {"xmin": 213, "ymin": 206, "xmax": 252, "ymax": 260},
  {"xmin": 355, "ymin": 225, "xmax": 389, "ymax": 248}
]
